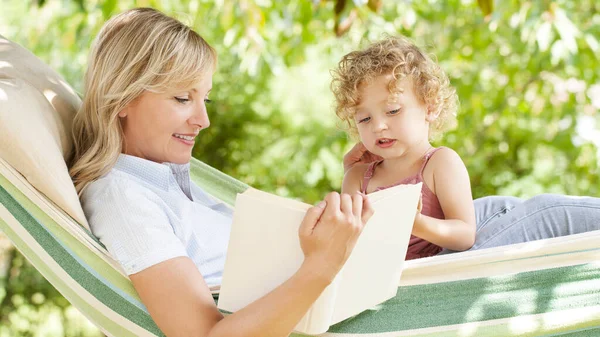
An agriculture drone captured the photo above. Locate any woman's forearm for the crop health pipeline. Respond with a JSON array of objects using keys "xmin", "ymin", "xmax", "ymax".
[
  {"xmin": 208, "ymin": 259, "xmax": 331, "ymax": 337},
  {"xmin": 412, "ymin": 214, "xmax": 475, "ymax": 251}
]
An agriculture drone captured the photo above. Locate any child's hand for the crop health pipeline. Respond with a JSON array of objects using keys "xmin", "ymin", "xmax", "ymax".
[
  {"xmin": 343, "ymin": 142, "xmax": 383, "ymax": 173},
  {"xmin": 412, "ymin": 194, "xmax": 423, "ymax": 232}
]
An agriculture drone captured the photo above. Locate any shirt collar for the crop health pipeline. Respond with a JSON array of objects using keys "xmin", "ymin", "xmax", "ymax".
[{"xmin": 113, "ymin": 154, "xmax": 191, "ymax": 192}]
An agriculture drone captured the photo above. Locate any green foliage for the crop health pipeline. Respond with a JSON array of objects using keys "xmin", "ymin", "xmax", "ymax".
[{"xmin": 0, "ymin": 0, "xmax": 599, "ymax": 335}]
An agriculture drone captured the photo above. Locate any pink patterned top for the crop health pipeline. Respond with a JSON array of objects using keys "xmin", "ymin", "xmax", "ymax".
[{"xmin": 361, "ymin": 147, "xmax": 445, "ymax": 260}]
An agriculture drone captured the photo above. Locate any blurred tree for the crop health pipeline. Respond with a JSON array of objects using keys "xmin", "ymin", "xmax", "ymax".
[{"xmin": 0, "ymin": 0, "xmax": 598, "ymax": 335}]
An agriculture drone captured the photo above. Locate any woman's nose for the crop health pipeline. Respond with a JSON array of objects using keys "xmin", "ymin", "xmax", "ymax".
[{"xmin": 190, "ymin": 103, "xmax": 210, "ymax": 130}]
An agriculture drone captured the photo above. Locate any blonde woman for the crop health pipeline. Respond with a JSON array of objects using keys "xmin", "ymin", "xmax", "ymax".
[{"xmin": 70, "ymin": 8, "xmax": 374, "ymax": 337}]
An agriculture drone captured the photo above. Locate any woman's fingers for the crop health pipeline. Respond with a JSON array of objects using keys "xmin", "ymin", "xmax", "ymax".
[
  {"xmin": 322, "ymin": 192, "xmax": 341, "ymax": 219},
  {"xmin": 299, "ymin": 191, "xmax": 374, "ymax": 282},
  {"xmin": 351, "ymin": 193, "xmax": 364, "ymax": 222},
  {"xmin": 340, "ymin": 193, "xmax": 353, "ymax": 217},
  {"xmin": 361, "ymin": 195, "xmax": 375, "ymax": 225},
  {"xmin": 299, "ymin": 200, "xmax": 326, "ymax": 237}
]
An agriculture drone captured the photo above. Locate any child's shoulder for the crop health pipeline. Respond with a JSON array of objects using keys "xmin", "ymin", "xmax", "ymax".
[
  {"xmin": 428, "ymin": 146, "xmax": 466, "ymax": 170},
  {"xmin": 342, "ymin": 162, "xmax": 372, "ymax": 193},
  {"xmin": 345, "ymin": 162, "xmax": 371, "ymax": 179}
]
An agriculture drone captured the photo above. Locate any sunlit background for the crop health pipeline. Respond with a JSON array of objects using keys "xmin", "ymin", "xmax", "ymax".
[{"xmin": 0, "ymin": 0, "xmax": 599, "ymax": 335}]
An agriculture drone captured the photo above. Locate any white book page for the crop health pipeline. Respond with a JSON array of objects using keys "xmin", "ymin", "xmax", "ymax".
[
  {"xmin": 217, "ymin": 191, "xmax": 336, "ymax": 334},
  {"xmin": 243, "ymin": 188, "xmax": 311, "ymax": 211},
  {"xmin": 330, "ymin": 183, "xmax": 421, "ymax": 325},
  {"xmin": 218, "ymin": 184, "xmax": 421, "ymax": 333}
]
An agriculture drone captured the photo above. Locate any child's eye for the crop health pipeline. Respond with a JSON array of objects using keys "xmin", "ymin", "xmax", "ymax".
[
  {"xmin": 388, "ymin": 109, "xmax": 400, "ymax": 115},
  {"xmin": 175, "ymin": 97, "xmax": 190, "ymax": 104},
  {"xmin": 204, "ymin": 98, "xmax": 212, "ymax": 104},
  {"xmin": 358, "ymin": 116, "xmax": 371, "ymax": 124}
]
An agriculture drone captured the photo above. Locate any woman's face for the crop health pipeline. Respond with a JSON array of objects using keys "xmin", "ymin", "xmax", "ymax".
[{"xmin": 119, "ymin": 75, "xmax": 212, "ymax": 164}]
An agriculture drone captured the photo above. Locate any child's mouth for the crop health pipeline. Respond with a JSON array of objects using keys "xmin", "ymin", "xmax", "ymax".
[{"xmin": 376, "ymin": 138, "xmax": 396, "ymax": 148}]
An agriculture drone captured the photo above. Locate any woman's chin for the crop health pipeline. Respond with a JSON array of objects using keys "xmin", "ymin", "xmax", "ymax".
[{"xmin": 169, "ymin": 153, "xmax": 193, "ymax": 164}]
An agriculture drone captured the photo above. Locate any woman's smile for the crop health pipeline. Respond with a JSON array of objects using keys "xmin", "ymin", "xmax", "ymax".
[{"xmin": 173, "ymin": 133, "xmax": 196, "ymax": 146}]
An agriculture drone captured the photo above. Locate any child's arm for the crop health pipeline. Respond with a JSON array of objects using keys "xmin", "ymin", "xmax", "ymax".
[
  {"xmin": 412, "ymin": 148, "xmax": 476, "ymax": 251},
  {"xmin": 341, "ymin": 163, "xmax": 369, "ymax": 194}
]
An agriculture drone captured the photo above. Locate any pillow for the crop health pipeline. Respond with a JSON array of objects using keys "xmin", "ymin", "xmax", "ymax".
[{"xmin": 0, "ymin": 34, "xmax": 89, "ymax": 230}]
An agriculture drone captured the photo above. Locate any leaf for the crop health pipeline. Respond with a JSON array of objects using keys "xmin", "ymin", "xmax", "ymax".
[
  {"xmin": 553, "ymin": 7, "xmax": 580, "ymax": 54},
  {"xmin": 536, "ymin": 21, "xmax": 552, "ymax": 52},
  {"xmin": 334, "ymin": 0, "xmax": 346, "ymax": 15},
  {"xmin": 74, "ymin": 0, "xmax": 85, "ymax": 12},
  {"xmin": 101, "ymin": 0, "xmax": 117, "ymax": 20},
  {"xmin": 367, "ymin": 0, "xmax": 382, "ymax": 12},
  {"xmin": 477, "ymin": 0, "xmax": 494, "ymax": 16},
  {"xmin": 584, "ymin": 33, "xmax": 599, "ymax": 57},
  {"xmin": 334, "ymin": 0, "xmax": 357, "ymax": 36}
]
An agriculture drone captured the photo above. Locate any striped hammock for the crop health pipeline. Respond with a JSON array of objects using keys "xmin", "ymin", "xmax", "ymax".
[{"xmin": 1, "ymin": 156, "xmax": 600, "ymax": 337}]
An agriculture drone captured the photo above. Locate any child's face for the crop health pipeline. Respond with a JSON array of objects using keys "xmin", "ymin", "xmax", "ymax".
[{"xmin": 354, "ymin": 74, "xmax": 430, "ymax": 159}]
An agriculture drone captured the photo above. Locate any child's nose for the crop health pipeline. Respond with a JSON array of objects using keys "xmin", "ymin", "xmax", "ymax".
[{"xmin": 372, "ymin": 119, "xmax": 388, "ymax": 132}]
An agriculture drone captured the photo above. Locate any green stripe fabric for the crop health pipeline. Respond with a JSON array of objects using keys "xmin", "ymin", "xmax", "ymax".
[
  {"xmin": 0, "ymin": 183, "xmax": 164, "ymax": 336},
  {"xmin": 0, "ymin": 214, "xmax": 137, "ymax": 337},
  {"xmin": 190, "ymin": 159, "xmax": 249, "ymax": 206},
  {"xmin": 328, "ymin": 262, "xmax": 600, "ymax": 333},
  {"xmin": 0, "ymin": 172, "xmax": 138, "ymax": 299},
  {"xmin": 1, "ymin": 157, "xmax": 600, "ymax": 336}
]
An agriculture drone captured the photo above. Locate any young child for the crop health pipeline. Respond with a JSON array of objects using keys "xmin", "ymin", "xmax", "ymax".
[{"xmin": 331, "ymin": 36, "xmax": 476, "ymax": 260}]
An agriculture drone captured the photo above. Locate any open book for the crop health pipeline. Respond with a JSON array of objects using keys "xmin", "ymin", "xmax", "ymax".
[{"xmin": 217, "ymin": 183, "xmax": 422, "ymax": 335}]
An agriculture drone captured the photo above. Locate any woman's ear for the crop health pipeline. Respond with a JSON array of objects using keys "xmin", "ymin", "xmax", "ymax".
[{"xmin": 118, "ymin": 105, "xmax": 129, "ymax": 118}]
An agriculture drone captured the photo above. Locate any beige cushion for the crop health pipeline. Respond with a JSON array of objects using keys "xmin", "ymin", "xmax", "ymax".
[{"xmin": 0, "ymin": 35, "xmax": 89, "ymax": 230}]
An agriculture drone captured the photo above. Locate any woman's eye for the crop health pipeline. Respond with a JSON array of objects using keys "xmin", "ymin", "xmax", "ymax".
[
  {"xmin": 388, "ymin": 109, "xmax": 400, "ymax": 115},
  {"xmin": 358, "ymin": 117, "xmax": 371, "ymax": 124},
  {"xmin": 175, "ymin": 97, "xmax": 190, "ymax": 104},
  {"xmin": 204, "ymin": 98, "xmax": 212, "ymax": 104}
]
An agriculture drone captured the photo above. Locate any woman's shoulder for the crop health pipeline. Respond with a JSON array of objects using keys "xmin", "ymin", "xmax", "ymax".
[
  {"xmin": 81, "ymin": 167, "xmax": 159, "ymax": 210},
  {"xmin": 83, "ymin": 169, "xmax": 133, "ymax": 198}
]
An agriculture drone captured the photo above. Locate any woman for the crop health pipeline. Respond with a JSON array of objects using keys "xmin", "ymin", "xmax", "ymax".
[{"xmin": 70, "ymin": 8, "xmax": 374, "ymax": 337}]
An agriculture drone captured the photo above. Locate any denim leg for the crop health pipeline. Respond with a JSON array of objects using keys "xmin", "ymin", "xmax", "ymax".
[
  {"xmin": 469, "ymin": 194, "xmax": 600, "ymax": 251},
  {"xmin": 473, "ymin": 196, "xmax": 524, "ymax": 232},
  {"xmin": 438, "ymin": 195, "xmax": 524, "ymax": 255}
]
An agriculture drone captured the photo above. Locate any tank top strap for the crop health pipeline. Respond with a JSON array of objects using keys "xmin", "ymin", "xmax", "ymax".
[
  {"xmin": 418, "ymin": 147, "xmax": 444, "ymax": 176},
  {"xmin": 361, "ymin": 161, "xmax": 381, "ymax": 194}
]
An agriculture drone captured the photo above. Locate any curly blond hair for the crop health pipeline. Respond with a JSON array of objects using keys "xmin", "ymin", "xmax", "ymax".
[{"xmin": 331, "ymin": 36, "xmax": 458, "ymax": 139}]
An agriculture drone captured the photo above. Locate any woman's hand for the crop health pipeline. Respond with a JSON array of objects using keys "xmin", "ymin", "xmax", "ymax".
[
  {"xmin": 298, "ymin": 192, "xmax": 374, "ymax": 283},
  {"xmin": 129, "ymin": 193, "xmax": 374, "ymax": 337},
  {"xmin": 343, "ymin": 142, "xmax": 383, "ymax": 173}
]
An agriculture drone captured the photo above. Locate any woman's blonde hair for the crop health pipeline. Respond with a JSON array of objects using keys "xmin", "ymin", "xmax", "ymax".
[
  {"xmin": 331, "ymin": 36, "xmax": 458, "ymax": 139},
  {"xmin": 69, "ymin": 7, "xmax": 217, "ymax": 195}
]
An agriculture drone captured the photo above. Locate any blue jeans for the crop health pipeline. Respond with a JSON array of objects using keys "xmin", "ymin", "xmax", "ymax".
[{"xmin": 439, "ymin": 194, "xmax": 600, "ymax": 254}]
